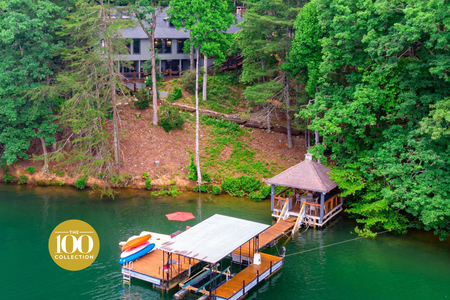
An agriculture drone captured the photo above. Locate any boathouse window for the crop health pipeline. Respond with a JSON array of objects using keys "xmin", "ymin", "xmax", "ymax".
[{"xmin": 177, "ymin": 39, "xmax": 186, "ymax": 53}]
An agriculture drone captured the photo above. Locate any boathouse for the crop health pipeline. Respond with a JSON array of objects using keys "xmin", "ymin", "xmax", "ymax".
[
  {"xmin": 266, "ymin": 153, "xmax": 343, "ymax": 233},
  {"xmin": 122, "ymin": 214, "xmax": 289, "ymax": 300}
]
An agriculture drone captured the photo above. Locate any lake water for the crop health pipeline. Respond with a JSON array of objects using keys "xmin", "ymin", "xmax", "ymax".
[{"xmin": 1, "ymin": 184, "xmax": 449, "ymax": 299}]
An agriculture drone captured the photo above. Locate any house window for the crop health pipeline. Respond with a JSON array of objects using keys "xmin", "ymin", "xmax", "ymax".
[
  {"xmin": 155, "ymin": 39, "xmax": 172, "ymax": 54},
  {"xmin": 177, "ymin": 39, "xmax": 186, "ymax": 54},
  {"xmin": 133, "ymin": 39, "xmax": 140, "ymax": 54}
]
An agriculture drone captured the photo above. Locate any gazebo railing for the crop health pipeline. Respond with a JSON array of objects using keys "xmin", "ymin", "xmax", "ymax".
[{"xmin": 324, "ymin": 194, "xmax": 340, "ymax": 215}]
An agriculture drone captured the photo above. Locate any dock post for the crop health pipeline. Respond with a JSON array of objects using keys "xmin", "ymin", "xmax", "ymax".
[
  {"xmin": 320, "ymin": 193, "xmax": 325, "ymax": 225},
  {"xmin": 257, "ymin": 270, "xmax": 259, "ymax": 284},
  {"xmin": 270, "ymin": 261, "xmax": 272, "ymax": 274},
  {"xmin": 270, "ymin": 185, "xmax": 275, "ymax": 211},
  {"xmin": 243, "ymin": 280, "xmax": 245, "ymax": 294}
]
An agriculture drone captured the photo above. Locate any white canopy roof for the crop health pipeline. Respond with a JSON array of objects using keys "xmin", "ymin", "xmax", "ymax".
[{"xmin": 159, "ymin": 214, "xmax": 269, "ymax": 264}]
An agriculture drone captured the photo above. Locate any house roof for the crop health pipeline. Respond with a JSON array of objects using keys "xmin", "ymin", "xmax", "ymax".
[
  {"xmin": 266, "ymin": 154, "xmax": 338, "ymax": 193},
  {"xmin": 159, "ymin": 214, "xmax": 269, "ymax": 264},
  {"xmin": 121, "ymin": 10, "xmax": 243, "ymax": 39}
]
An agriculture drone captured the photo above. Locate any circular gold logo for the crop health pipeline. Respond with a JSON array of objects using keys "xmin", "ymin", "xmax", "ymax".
[{"xmin": 48, "ymin": 220, "xmax": 100, "ymax": 271}]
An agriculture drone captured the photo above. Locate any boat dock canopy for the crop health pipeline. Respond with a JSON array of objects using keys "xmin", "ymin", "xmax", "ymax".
[
  {"xmin": 159, "ymin": 214, "xmax": 269, "ymax": 264},
  {"xmin": 266, "ymin": 153, "xmax": 337, "ymax": 193}
]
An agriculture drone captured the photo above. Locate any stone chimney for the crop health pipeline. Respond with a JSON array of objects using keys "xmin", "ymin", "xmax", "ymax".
[{"xmin": 305, "ymin": 153, "xmax": 313, "ymax": 161}]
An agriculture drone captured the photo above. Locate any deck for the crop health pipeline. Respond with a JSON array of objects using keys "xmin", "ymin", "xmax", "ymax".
[
  {"xmin": 231, "ymin": 217, "xmax": 296, "ymax": 261},
  {"xmin": 214, "ymin": 253, "xmax": 283, "ymax": 300},
  {"xmin": 122, "ymin": 249, "xmax": 200, "ymax": 289}
]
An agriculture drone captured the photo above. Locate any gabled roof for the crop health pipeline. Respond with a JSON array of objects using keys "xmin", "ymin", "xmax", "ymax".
[
  {"xmin": 266, "ymin": 154, "xmax": 338, "ymax": 193},
  {"xmin": 159, "ymin": 214, "xmax": 269, "ymax": 264},
  {"xmin": 121, "ymin": 10, "xmax": 243, "ymax": 39}
]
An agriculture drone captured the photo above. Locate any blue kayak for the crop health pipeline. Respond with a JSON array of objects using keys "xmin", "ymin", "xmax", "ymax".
[{"xmin": 119, "ymin": 243, "xmax": 155, "ymax": 265}]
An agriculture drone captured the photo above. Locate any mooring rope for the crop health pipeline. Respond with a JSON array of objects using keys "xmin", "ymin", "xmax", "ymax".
[{"xmin": 284, "ymin": 229, "xmax": 392, "ymax": 257}]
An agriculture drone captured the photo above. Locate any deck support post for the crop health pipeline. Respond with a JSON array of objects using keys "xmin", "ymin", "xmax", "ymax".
[
  {"xmin": 320, "ymin": 193, "xmax": 325, "ymax": 225},
  {"xmin": 270, "ymin": 184, "xmax": 275, "ymax": 211}
]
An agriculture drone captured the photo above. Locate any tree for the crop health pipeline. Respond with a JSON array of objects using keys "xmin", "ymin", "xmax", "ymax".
[
  {"xmin": 169, "ymin": 0, "xmax": 234, "ymax": 184},
  {"xmin": 130, "ymin": 0, "xmax": 168, "ymax": 126},
  {"xmin": 295, "ymin": 0, "xmax": 450, "ymax": 239},
  {"xmin": 0, "ymin": 0, "xmax": 63, "ymax": 167},
  {"xmin": 44, "ymin": 0, "xmax": 130, "ymax": 194},
  {"xmin": 236, "ymin": 0, "xmax": 301, "ymax": 148}
]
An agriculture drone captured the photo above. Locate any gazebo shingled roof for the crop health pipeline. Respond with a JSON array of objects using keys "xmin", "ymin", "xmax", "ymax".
[{"xmin": 266, "ymin": 154, "xmax": 337, "ymax": 193}]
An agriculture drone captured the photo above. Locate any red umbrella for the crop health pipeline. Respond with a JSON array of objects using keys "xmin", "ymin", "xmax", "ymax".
[{"xmin": 165, "ymin": 212, "xmax": 195, "ymax": 230}]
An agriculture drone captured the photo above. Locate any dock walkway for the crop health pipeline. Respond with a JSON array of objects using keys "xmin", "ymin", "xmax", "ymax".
[
  {"xmin": 232, "ymin": 217, "xmax": 296, "ymax": 260},
  {"xmin": 214, "ymin": 253, "xmax": 283, "ymax": 300}
]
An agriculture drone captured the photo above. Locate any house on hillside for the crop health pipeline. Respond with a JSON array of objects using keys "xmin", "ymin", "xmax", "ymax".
[{"xmin": 118, "ymin": 9, "xmax": 243, "ymax": 91}]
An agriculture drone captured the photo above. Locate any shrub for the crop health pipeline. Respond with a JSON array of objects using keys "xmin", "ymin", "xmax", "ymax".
[
  {"xmin": 27, "ymin": 167, "xmax": 35, "ymax": 174},
  {"xmin": 180, "ymin": 70, "xmax": 202, "ymax": 93},
  {"xmin": 145, "ymin": 72, "xmax": 163, "ymax": 87},
  {"xmin": 75, "ymin": 175, "xmax": 88, "ymax": 190},
  {"xmin": 142, "ymin": 172, "xmax": 149, "ymax": 180},
  {"xmin": 57, "ymin": 180, "xmax": 65, "ymax": 186},
  {"xmin": 222, "ymin": 176, "xmax": 263, "ymax": 198},
  {"xmin": 134, "ymin": 87, "xmax": 150, "ymax": 110},
  {"xmin": 159, "ymin": 105, "xmax": 185, "ymax": 132},
  {"xmin": 211, "ymin": 185, "xmax": 222, "ymax": 195},
  {"xmin": 167, "ymin": 87, "xmax": 182, "ymax": 103},
  {"xmin": 18, "ymin": 175, "xmax": 27, "ymax": 185},
  {"xmin": 187, "ymin": 155, "xmax": 197, "ymax": 181},
  {"xmin": 151, "ymin": 185, "xmax": 181, "ymax": 197},
  {"xmin": 194, "ymin": 185, "xmax": 209, "ymax": 193},
  {"xmin": 145, "ymin": 179, "xmax": 152, "ymax": 190},
  {"xmin": 55, "ymin": 171, "xmax": 64, "ymax": 176}
]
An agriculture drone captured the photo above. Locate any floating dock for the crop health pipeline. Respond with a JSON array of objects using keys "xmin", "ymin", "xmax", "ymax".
[{"xmin": 121, "ymin": 214, "xmax": 292, "ymax": 299}]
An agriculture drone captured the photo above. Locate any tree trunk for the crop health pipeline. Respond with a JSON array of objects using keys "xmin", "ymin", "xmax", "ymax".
[
  {"xmin": 101, "ymin": 0, "xmax": 120, "ymax": 170},
  {"xmin": 285, "ymin": 76, "xmax": 293, "ymax": 148},
  {"xmin": 40, "ymin": 137, "xmax": 49, "ymax": 173},
  {"xmin": 195, "ymin": 47, "xmax": 202, "ymax": 185},
  {"xmin": 190, "ymin": 43, "xmax": 194, "ymax": 71},
  {"xmin": 151, "ymin": 11, "xmax": 158, "ymax": 125},
  {"xmin": 202, "ymin": 53, "xmax": 207, "ymax": 100}
]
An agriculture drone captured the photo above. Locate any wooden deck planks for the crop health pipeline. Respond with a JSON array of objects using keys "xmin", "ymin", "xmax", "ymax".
[
  {"xmin": 214, "ymin": 253, "xmax": 282, "ymax": 299},
  {"xmin": 232, "ymin": 217, "xmax": 296, "ymax": 258},
  {"xmin": 130, "ymin": 249, "xmax": 198, "ymax": 281}
]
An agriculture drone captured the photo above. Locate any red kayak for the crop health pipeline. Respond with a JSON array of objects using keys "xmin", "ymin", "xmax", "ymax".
[{"xmin": 121, "ymin": 234, "xmax": 151, "ymax": 252}]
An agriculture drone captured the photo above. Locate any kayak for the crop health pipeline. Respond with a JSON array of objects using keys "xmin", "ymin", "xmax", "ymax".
[
  {"xmin": 120, "ymin": 241, "xmax": 150, "ymax": 258},
  {"xmin": 119, "ymin": 243, "xmax": 155, "ymax": 264},
  {"xmin": 121, "ymin": 234, "xmax": 151, "ymax": 251}
]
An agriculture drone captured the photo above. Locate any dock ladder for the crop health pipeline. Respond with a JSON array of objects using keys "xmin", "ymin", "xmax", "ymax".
[
  {"xmin": 277, "ymin": 198, "xmax": 291, "ymax": 223},
  {"xmin": 123, "ymin": 261, "xmax": 133, "ymax": 285},
  {"xmin": 291, "ymin": 202, "xmax": 307, "ymax": 235}
]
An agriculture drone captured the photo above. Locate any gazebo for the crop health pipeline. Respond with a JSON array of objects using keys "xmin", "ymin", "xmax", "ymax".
[{"xmin": 266, "ymin": 153, "xmax": 343, "ymax": 233}]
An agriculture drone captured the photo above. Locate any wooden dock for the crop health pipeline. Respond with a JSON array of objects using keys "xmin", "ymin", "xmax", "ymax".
[
  {"xmin": 122, "ymin": 249, "xmax": 199, "ymax": 290},
  {"xmin": 214, "ymin": 253, "xmax": 283, "ymax": 300},
  {"xmin": 232, "ymin": 217, "xmax": 296, "ymax": 260}
]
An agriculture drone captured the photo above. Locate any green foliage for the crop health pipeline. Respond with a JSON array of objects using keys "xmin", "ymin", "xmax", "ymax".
[
  {"xmin": 200, "ymin": 116, "xmax": 274, "ymax": 180},
  {"xmin": 151, "ymin": 185, "xmax": 181, "ymax": 197},
  {"xmin": 187, "ymin": 154, "xmax": 197, "ymax": 181},
  {"xmin": 134, "ymin": 88, "xmax": 150, "ymax": 110},
  {"xmin": 221, "ymin": 176, "xmax": 262, "ymax": 198},
  {"xmin": 180, "ymin": 70, "xmax": 200, "ymax": 93},
  {"xmin": 167, "ymin": 87, "xmax": 182, "ymax": 103},
  {"xmin": 27, "ymin": 167, "xmax": 35, "ymax": 174},
  {"xmin": 57, "ymin": 180, "xmax": 65, "ymax": 186},
  {"xmin": 0, "ymin": 0, "xmax": 61, "ymax": 165},
  {"xmin": 194, "ymin": 184, "xmax": 222, "ymax": 195},
  {"xmin": 18, "ymin": 175, "xmax": 27, "ymax": 185},
  {"xmin": 353, "ymin": 227, "xmax": 378, "ymax": 239},
  {"xmin": 145, "ymin": 179, "xmax": 152, "ymax": 190},
  {"xmin": 295, "ymin": 0, "xmax": 450, "ymax": 239},
  {"xmin": 55, "ymin": 171, "xmax": 64, "ymax": 177},
  {"xmin": 211, "ymin": 185, "xmax": 222, "ymax": 195},
  {"xmin": 142, "ymin": 172, "xmax": 149, "ymax": 180},
  {"xmin": 159, "ymin": 105, "xmax": 185, "ymax": 132},
  {"xmin": 75, "ymin": 175, "xmax": 88, "ymax": 190}
]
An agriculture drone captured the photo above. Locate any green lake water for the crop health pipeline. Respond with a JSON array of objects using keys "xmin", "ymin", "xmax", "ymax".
[{"xmin": 1, "ymin": 184, "xmax": 449, "ymax": 299}]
